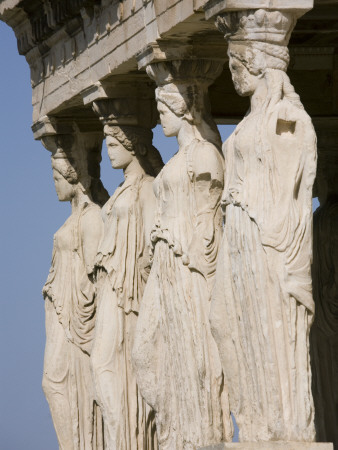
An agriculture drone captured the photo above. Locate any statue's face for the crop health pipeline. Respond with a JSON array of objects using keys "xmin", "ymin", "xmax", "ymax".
[
  {"xmin": 229, "ymin": 53, "xmax": 259, "ymax": 97},
  {"xmin": 157, "ymin": 101, "xmax": 182, "ymax": 137},
  {"xmin": 52, "ymin": 168, "xmax": 74, "ymax": 202},
  {"xmin": 106, "ymin": 135, "xmax": 134, "ymax": 170}
]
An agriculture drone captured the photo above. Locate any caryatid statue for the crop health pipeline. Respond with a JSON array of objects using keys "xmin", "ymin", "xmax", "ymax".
[
  {"xmin": 132, "ymin": 59, "xmax": 233, "ymax": 450},
  {"xmin": 90, "ymin": 98, "xmax": 163, "ymax": 450},
  {"xmin": 209, "ymin": 9, "xmax": 317, "ymax": 442},
  {"xmin": 310, "ymin": 121, "xmax": 338, "ymax": 447},
  {"xmin": 40, "ymin": 122, "xmax": 108, "ymax": 450}
]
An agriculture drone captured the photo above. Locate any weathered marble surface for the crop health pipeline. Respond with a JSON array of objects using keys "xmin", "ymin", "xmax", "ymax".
[
  {"xmin": 133, "ymin": 58, "xmax": 233, "ymax": 450},
  {"xmin": 90, "ymin": 99, "xmax": 162, "ymax": 450},
  {"xmin": 209, "ymin": 7, "xmax": 317, "ymax": 443},
  {"xmin": 40, "ymin": 123, "xmax": 108, "ymax": 450}
]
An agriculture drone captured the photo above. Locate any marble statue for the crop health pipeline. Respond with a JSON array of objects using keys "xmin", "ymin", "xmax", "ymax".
[
  {"xmin": 210, "ymin": 9, "xmax": 317, "ymax": 442},
  {"xmin": 132, "ymin": 59, "xmax": 233, "ymax": 450},
  {"xmin": 310, "ymin": 138, "xmax": 338, "ymax": 447},
  {"xmin": 90, "ymin": 121, "xmax": 163, "ymax": 450},
  {"xmin": 42, "ymin": 130, "xmax": 108, "ymax": 450}
]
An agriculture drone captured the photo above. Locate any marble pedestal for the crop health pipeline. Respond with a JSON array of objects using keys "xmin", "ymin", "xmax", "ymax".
[{"xmin": 199, "ymin": 443, "xmax": 333, "ymax": 450}]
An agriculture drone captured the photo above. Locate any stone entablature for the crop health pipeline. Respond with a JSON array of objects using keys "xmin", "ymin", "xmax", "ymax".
[
  {"xmin": 1, "ymin": 0, "xmax": 219, "ymax": 120},
  {"xmin": 1, "ymin": 0, "xmax": 338, "ymax": 123}
]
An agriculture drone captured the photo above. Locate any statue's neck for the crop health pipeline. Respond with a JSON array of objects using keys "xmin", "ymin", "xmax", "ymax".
[
  {"xmin": 177, "ymin": 120, "xmax": 203, "ymax": 149},
  {"xmin": 71, "ymin": 188, "xmax": 91, "ymax": 214},
  {"xmin": 123, "ymin": 158, "xmax": 146, "ymax": 180},
  {"xmin": 250, "ymin": 77, "xmax": 268, "ymax": 114}
]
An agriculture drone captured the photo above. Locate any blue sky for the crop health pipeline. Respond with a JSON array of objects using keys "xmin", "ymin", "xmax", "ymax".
[{"xmin": 0, "ymin": 21, "xmax": 240, "ymax": 449}]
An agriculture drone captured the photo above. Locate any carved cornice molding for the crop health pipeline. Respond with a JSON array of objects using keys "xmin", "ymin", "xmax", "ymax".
[
  {"xmin": 0, "ymin": 0, "xmax": 105, "ymax": 89},
  {"xmin": 204, "ymin": 0, "xmax": 314, "ymax": 20},
  {"xmin": 17, "ymin": 0, "xmax": 100, "ymax": 53}
]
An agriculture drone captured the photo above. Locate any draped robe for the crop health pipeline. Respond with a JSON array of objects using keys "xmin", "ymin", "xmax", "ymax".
[
  {"xmin": 43, "ymin": 203, "xmax": 104, "ymax": 450},
  {"xmin": 133, "ymin": 140, "xmax": 233, "ymax": 450},
  {"xmin": 91, "ymin": 173, "xmax": 157, "ymax": 450},
  {"xmin": 211, "ymin": 100, "xmax": 317, "ymax": 442}
]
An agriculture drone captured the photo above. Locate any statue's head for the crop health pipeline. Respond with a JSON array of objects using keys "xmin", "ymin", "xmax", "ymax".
[
  {"xmin": 104, "ymin": 125, "xmax": 163, "ymax": 177},
  {"xmin": 52, "ymin": 156, "xmax": 78, "ymax": 202},
  {"xmin": 43, "ymin": 132, "xmax": 108, "ymax": 205},
  {"xmin": 216, "ymin": 9, "xmax": 296, "ymax": 96},
  {"xmin": 42, "ymin": 134, "xmax": 77, "ymax": 202},
  {"xmin": 146, "ymin": 60, "xmax": 223, "ymax": 137}
]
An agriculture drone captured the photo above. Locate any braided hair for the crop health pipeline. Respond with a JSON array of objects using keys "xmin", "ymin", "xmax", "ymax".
[{"xmin": 104, "ymin": 125, "xmax": 164, "ymax": 177}]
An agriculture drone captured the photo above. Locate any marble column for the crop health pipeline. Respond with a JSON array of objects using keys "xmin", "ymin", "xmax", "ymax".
[
  {"xmin": 83, "ymin": 85, "xmax": 161, "ymax": 450},
  {"xmin": 32, "ymin": 116, "xmax": 107, "ymax": 450},
  {"xmin": 132, "ymin": 47, "xmax": 233, "ymax": 450},
  {"xmin": 204, "ymin": 0, "xmax": 328, "ymax": 446},
  {"xmin": 310, "ymin": 118, "xmax": 338, "ymax": 448}
]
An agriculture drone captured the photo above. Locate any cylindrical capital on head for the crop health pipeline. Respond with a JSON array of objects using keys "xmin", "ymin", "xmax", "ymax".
[
  {"xmin": 92, "ymin": 97, "xmax": 158, "ymax": 129},
  {"xmin": 146, "ymin": 59, "xmax": 224, "ymax": 89},
  {"xmin": 35, "ymin": 126, "xmax": 75, "ymax": 159},
  {"xmin": 146, "ymin": 59, "xmax": 224, "ymax": 123},
  {"xmin": 46, "ymin": 134, "xmax": 75, "ymax": 159},
  {"xmin": 32, "ymin": 115, "xmax": 74, "ymax": 146},
  {"xmin": 218, "ymin": 9, "xmax": 298, "ymax": 73},
  {"xmin": 215, "ymin": 9, "xmax": 297, "ymax": 46}
]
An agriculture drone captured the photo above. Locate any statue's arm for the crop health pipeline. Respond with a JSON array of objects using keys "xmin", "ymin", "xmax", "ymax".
[
  {"xmin": 193, "ymin": 142, "xmax": 224, "ymax": 222},
  {"xmin": 188, "ymin": 142, "xmax": 224, "ymax": 276},
  {"xmin": 140, "ymin": 179, "xmax": 156, "ymax": 251},
  {"xmin": 139, "ymin": 179, "xmax": 156, "ymax": 281},
  {"xmin": 80, "ymin": 207, "xmax": 104, "ymax": 275}
]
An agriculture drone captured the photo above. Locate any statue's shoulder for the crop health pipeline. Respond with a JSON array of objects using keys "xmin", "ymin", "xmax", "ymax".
[
  {"xmin": 140, "ymin": 174, "xmax": 155, "ymax": 185},
  {"xmin": 139, "ymin": 175, "xmax": 155, "ymax": 201},
  {"xmin": 269, "ymin": 99, "xmax": 315, "ymax": 144},
  {"xmin": 191, "ymin": 138, "xmax": 218, "ymax": 153},
  {"xmin": 80, "ymin": 202, "xmax": 103, "ymax": 234},
  {"xmin": 81, "ymin": 202, "xmax": 102, "ymax": 218},
  {"xmin": 275, "ymin": 99, "xmax": 313, "ymax": 127},
  {"xmin": 190, "ymin": 139, "xmax": 224, "ymax": 175}
]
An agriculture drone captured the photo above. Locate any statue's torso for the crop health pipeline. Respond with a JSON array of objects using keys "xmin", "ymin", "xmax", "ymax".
[{"xmin": 43, "ymin": 204, "xmax": 99, "ymax": 352}]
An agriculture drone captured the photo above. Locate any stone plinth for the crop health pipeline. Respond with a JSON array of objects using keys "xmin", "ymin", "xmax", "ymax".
[{"xmin": 199, "ymin": 443, "xmax": 333, "ymax": 450}]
